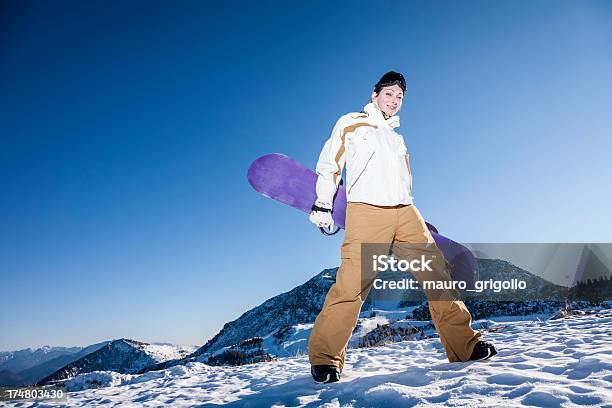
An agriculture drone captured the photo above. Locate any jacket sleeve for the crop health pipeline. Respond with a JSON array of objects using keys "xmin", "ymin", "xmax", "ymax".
[{"xmin": 315, "ymin": 117, "xmax": 347, "ymax": 205}]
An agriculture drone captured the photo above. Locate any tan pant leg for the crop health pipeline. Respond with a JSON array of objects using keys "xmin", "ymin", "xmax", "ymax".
[
  {"xmin": 308, "ymin": 203, "xmax": 396, "ymax": 371},
  {"xmin": 392, "ymin": 205, "xmax": 482, "ymax": 362}
]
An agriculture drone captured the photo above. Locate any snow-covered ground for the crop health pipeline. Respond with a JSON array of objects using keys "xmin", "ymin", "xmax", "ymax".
[{"xmin": 7, "ymin": 309, "xmax": 611, "ymax": 407}]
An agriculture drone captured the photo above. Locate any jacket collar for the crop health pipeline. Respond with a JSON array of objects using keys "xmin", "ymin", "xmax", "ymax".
[{"xmin": 363, "ymin": 102, "xmax": 401, "ymax": 129}]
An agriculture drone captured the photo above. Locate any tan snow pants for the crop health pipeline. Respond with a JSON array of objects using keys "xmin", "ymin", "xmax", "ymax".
[{"xmin": 308, "ymin": 202, "xmax": 482, "ymax": 370}]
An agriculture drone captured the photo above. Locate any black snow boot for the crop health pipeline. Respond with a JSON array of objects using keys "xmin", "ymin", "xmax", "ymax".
[
  {"xmin": 311, "ymin": 365, "xmax": 341, "ymax": 383},
  {"xmin": 469, "ymin": 341, "xmax": 498, "ymax": 361}
]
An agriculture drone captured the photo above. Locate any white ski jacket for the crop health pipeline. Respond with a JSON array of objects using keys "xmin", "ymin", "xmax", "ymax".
[{"xmin": 315, "ymin": 103, "xmax": 413, "ymax": 207}]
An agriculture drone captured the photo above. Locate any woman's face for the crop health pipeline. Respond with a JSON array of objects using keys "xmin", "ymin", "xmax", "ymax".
[{"xmin": 371, "ymin": 84, "xmax": 404, "ymax": 117}]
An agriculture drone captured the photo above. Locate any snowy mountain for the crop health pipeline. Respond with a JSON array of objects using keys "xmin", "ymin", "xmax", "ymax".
[
  {"xmin": 0, "ymin": 342, "xmax": 108, "ymax": 386},
  {"xmin": 0, "ymin": 346, "xmax": 80, "ymax": 375},
  {"xmin": 7, "ymin": 308, "xmax": 610, "ymax": 407},
  {"xmin": 37, "ymin": 339, "xmax": 194, "ymax": 385}
]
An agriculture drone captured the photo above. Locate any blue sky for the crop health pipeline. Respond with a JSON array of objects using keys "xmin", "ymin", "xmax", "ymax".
[{"xmin": 1, "ymin": 0, "xmax": 611, "ymax": 351}]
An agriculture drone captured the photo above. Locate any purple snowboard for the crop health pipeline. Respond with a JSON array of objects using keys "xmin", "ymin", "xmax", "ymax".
[{"xmin": 248, "ymin": 153, "xmax": 477, "ymax": 286}]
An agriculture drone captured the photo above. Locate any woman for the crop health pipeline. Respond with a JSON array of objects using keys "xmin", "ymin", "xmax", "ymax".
[{"xmin": 308, "ymin": 71, "xmax": 497, "ymax": 384}]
